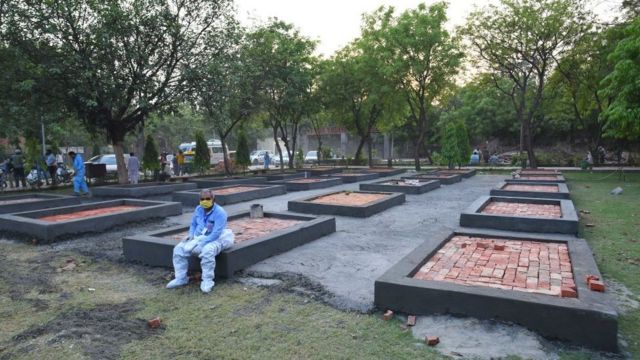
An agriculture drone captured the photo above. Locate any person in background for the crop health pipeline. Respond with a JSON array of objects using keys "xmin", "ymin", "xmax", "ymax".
[
  {"xmin": 264, "ymin": 151, "xmax": 270, "ymax": 170},
  {"xmin": 127, "ymin": 152, "xmax": 140, "ymax": 184},
  {"xmin": 10, "ymin": 148, "xmax": 26, "ymax": 188},
  {"xmin": 469, "ymin": 149, "xmax": 480, "ymax": 165},
  {"xmin": 176, "ymin": 150, "xmax": 185, "ymax": 176},
  {"xmin": 166, "ymin": 189, "xmax": 234, "ymax": 293},
  {"xmin": 68, "ymin": 151, "xmax": 90, "ymax": 196},
  {"xmin": 45, "ymin": 149, "xmax": 57, "ymax": 185},
  {"xmin": 171, "ymin": 153, "xmax": 179, "ymax": 176}
]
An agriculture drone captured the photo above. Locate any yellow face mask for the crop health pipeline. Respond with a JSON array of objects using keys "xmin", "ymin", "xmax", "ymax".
[{"xmin": 199, "ymin": 199, "xmax": 213, "ymax": 209}]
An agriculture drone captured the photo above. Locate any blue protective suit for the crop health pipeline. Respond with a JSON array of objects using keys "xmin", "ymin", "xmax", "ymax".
[
  {"xmin": 169, "ymin": 204, "xmax": 233, "ymax": 293},
  {"xmin": 72, "ymin": 154, "xmax": 89, "ymax": 194}
]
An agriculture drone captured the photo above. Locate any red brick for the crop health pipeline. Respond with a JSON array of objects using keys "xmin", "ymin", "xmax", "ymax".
[
  {"xmin": 407, "ymin": 315, "xmax": 416, "ymax": 327},
  {"xmin": 589, "ymin": 280, "xmax": 605, "ymax": 292},
  {"xmin": 494, "ymin": 244, "xmax": 506, "ymax": 251},
  {"xmin": 561, "ymin": 287, "xmax": 577, "ymax": 298},
  {"xmin": 585, "ymin": 274, "xmax": 600, "ymax": 284},
  {"xmin": 425, "ymin": 336, "xmax": 440, "ymax": 346},
  {"xmin": 383, "ymin": 310, "xmax": 394, "ymax": 321},
  {"xmin": 147, "ymin": 317, "xmax": 162, "ymax": 329}
]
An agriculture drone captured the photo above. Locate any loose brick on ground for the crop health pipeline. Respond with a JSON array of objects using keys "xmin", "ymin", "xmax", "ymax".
[
  {"xmin": 383, "ymin": 309, "xmax": 394, "ymax": 321},
  {"xmin": 413, "ymin": 236, "xmax": 574, "ymax": 297},
  {"xmin": 589, "ymin": 280, "xmax": 605, "ymax": 292},
  {"xmin": 481, "ymin": 201, "xmax": 562, "ymax": 218},
  {"xmin": 425, "ymin": 336, "xmax": 440, "ymax": 346},
  {"xmin": 39, "ymin": 205, "xmax": 141, "ymax": 222}
]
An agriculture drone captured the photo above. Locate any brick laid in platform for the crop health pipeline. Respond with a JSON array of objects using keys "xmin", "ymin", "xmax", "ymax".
[
  {"xmin": 122, "ymin": 211, "xmax": 336, "ymax": 278},
  {"xmin": 374, "ymin": 229, "xmax": 618, "ymax": 352},
  {"xmin": 172, "ymin": 184, "xmax": 286, "ymax": 207},
  {"xmin": 269, "ymin": 177, "xmax": 342, "ymax": 191},
  {"xmin": 190, "ymin": 176, "xmax": 267, "ymax": 189},
  {"xmin": 323, "ymin": 172, "xmax": 379, "ymax": 183},
  {"xmin": 402, "ymin": 172, "xmax": 462, "ymax": 185},
  {"xmin": 0, "ymin": 193, "xmax": 81, "ymax": 214},
  {"xmin": 491, "ymin": 181, "xmax": 570, "ymax": 200},
  {"xmin": 0, "ymin": 199, "xmax": 182, "ymax": 243},
  {"xmin": 91, "ymin": 182, "xmax": 197, "ymax": 198},
  {"xmin": 288, "ymin": 190, "xmax": 405, "ymax": 217},
  {"xmin": 360, "ymin": 179, "xmax": 440, "ymax": 195},
  {"xmin": 506, "ymin": 174, "xmax": 566, "ymax": 184},
  {"xmin": 460, "ymin": 196, "xmax": 578, "ymax": 234}
]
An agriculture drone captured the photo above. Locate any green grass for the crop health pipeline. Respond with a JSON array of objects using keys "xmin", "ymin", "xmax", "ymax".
[{"xmin": 564, "ymin": 171, "xmax": 640, "ymax": 357}]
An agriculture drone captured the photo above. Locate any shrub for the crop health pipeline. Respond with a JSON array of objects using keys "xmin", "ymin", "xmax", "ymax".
[
  {"xmin": 193, "ymin": 130, "xmax": 210, "ymax": 174},
  {"xmin": 142, "ymin": 135, "xmax": 160, "ymax": 172},
  {"xmin": 235, "ymin": 130, "xmax": 251, "ymax": 169}
]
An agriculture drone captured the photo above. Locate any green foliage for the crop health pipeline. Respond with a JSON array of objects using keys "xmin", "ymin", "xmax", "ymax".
[
  {"xmin": 235, "ymin": 130, "xmax": 251, "ymax": 168},
  {"xmin": 440, "ymin": 121, "xmax": 471, "ymax": 168},
  {"xmin": 142, "ymin": 135, "xmax": 159, "ymax": 172},
  {"xmin": 193, "ymin": 131, "xmax": 210, "ymax": 174},
  {"xmin": 601, "ymin": 17, "xmax": 640, "ymax": 140},
  {"xmin": 24, "ymin": 138, "xmax": 43, "ymax": 172},
  {"xmin": 295, "ymin": 149, "xmax": 304, "ymax": 167}
]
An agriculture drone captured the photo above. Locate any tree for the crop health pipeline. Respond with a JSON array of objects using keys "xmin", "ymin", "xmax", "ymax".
[
  {"xmin": 235, "ymin": 129, "xmax": 251, "ymax": 170},
  {"xmin": 193, "ymin": 130, "xmax": 209, "ymax": 175},
  {"xmin": 11, "ymin": 0, "xmax": 234, "ymax": 183},
  {"xmin": 142, "ymin": 135, "xmax": 159, "ymax": 179},
  {"xmin": 363, "ymin": 3, "xmax": 463, "ymax": 170},
  {"xmin": 600, "ymin": 17, "xmax": 640, "ymax": 140},
  {"xmin": 464, "ymin": 0, "xmax": 591, "ymax": 168},
  {"xmin": 440, "ymin": 121, "xmax": 471, "ymax": 169}
]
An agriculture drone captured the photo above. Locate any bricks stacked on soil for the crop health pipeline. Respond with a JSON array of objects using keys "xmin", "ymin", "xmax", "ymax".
[
  {"xmin": 413, "ymin": 235, "xmax": 576, "ymax": 297},
  {"xmin": 503, "ymin": 184, "xmax": 559, "ymax": 192},
  {"xmin": 310, "ymin": 192, "xmax": 386, "ymax": 206},
  {"xmin": 481, "ymin": 201, "xmax": 562, "ymax": 218},
  {"xmin": 169, "ymin": 217, "xmax": 302, "ymax": 243},
  {"xmin": 212, "ymin": 186, "xmax": 262, "ymax": 195},
  {"xmin": 39, "ymin": 205, "xmax": 141, "ymax": 222}
]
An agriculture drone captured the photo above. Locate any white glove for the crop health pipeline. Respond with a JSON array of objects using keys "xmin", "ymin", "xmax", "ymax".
[{"xmin": 182, "ymin": 238, "xmax": 198, "ymax": 253}]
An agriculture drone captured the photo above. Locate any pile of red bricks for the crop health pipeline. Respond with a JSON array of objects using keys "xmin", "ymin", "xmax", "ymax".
[
  {"xmin": 211, "ymin": 186, "xmax": 261, "ymax": 195},
  {"xmin": 310, "ymin": 192, "xmax": 386, "ymax": 206},
  {"xmin": 39, "ymin": 205, "xmax": 141, "ymax": 222},
  {"xmin": 413, "ymin": 235, "xmax": 576, "ymax": 297},
  {"xmin": 503, "ymin": 184, "xmax": 559, "ymax": 193},
  {"xmin": 481, "ymin": 201, "xmax": 562, "ymax": 218}
]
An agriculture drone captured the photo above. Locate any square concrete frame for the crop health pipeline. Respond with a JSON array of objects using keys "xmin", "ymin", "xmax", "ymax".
[
  {"xmin": 359, "ymin": 179, "xmax": 441, "ymax": 195},
  {"xmin": 402, "ymin": 173, "xmax": 463, "ymax": 185},
  {"xmin": 91, "ymin": 182, "xmax": 197, "ymax": 198},
  {"xmin": 0, "ymin": 199, "xmax": 182, "ymax": 243},
  {"xmin": 459, "ymin": 195, "xmax": 579, "ymax": 234},
  {"xmin": 435, "ymin": 168, "xmax": 477, "ymax": 178},
  {"xmin": 362, "ymin": 168, "xmax": 408, "ymax": 177},
  {"xmin": 0, "ymin": 193, "xmax": 81, "ymax": 214},
  {"xmin": 122, "ymin": 211, "xmax": 336, "ymax": 278},
  {"xmin": 490, "ymin": 182, "xmax": 571, "ymax": 200},
  {"xmin": 374, "ymin": 228, "xmax": 618, "ymax": 352},
  {"xmin": 305, "ymin": 167, "xmax": 344, "ymax": 176},
  {"xmin": 190, "ymin": 176, "xmax": 267, "ymax": 188},
  {"xmin": 288, "ymin": 190, "xmax": 405, "ymax": 217},
  {"xmin": 269, "ymin": 177, "xmax": 343, "ymax": 191},
  {"xmin": 505, "ymin": 174, "xmax": 566, "ymax": 184},
  {"xmin": 265, "ymin": 172, "xmax": 306, "ymax": 181},
  {"xmin": 518, "ymin": 169, "xmax": 562, "ymax": 176},
  {"xmin": 323, "ymin": 172, "xmax": 379, "ymax": 183},
  {"xmin": 172, "ymin": 184, "xmax": 286, "ymax": 207}
]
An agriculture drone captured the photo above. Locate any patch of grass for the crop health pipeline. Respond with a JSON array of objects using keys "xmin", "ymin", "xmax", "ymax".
[{"xmin": 564, "ymin": 171, "xmax": 640, "ymax": 357}]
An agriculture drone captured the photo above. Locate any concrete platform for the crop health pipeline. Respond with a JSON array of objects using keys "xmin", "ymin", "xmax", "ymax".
[
  {"xmin": 190, "ymin": 176, "xmax": 268, "ymax": 188},
  {"xmin": 304, "ymin": 167, "xmax": 344, "ymax": 176},
  {"xmin": 506, "ymin": 174, "xmax": 566, "ymax": 184},
  {"xmin": 0, "ymin": 199, "xmax": 182, "ymax": 243},
  {"xmin": 374, "ymin": 229, "xmax": 618, "ymax": 352},
  {"xmin": 122, "ymin": 211, "xmax": 336, "ymax": 278},
  {"xmin": 91, "ymin": 182, "xmax": 197, "ymax": 198},
  {"xmin": 518, "ymin": 169, "xmax": 562, "ymax": 176},
  {"xmin": 269, "ymin": 177, "xmax": 343, "ymax": 191},
  {"xmin": 360, "ymin": 179, "xmax": 440, "ymax": 195},
  {"xmin": 323, "ymin": 172, "xmax": 379, "ymax": 183},
  {"xmin": 402, "ymin": 173, "xmax": 463, "ymax": 185},
  {"xmin": 0, "ymin": 193, "xmax": 81, "ymax": 214},
  {"xmin": 490, "ymin": 182, "xmax": 571, "ymax": 200},
  {"xmin": 288, "ymin": 190, "xmax": 405, "ymax": 217},
  {"xmin": 362, "ymin": 168, "xmax": 407, "ymax": 177},
  {"xmin": 459, "ymin": 196, "xmax": 579, "ymax": 234},
  {"xmin": 435, "ymin": 168, "xmax": 477, "ymax": 178},
  {"xmin": 265, "ymin": 172, "xmax": 305, "ymax": 181},
  {"xmin": 172, "ymin": 184, "xmax": 286, "ymax": 207}
]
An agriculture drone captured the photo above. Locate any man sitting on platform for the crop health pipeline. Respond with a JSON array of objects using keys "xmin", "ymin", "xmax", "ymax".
[{"xmin": 166, "ymin": 189, "xmax": 234, "ymax": 293}]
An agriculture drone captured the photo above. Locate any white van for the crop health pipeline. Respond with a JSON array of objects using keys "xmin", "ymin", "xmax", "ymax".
[{"xmin": 180, "ymin": 139, "xmax": 229, "ymax": 165}]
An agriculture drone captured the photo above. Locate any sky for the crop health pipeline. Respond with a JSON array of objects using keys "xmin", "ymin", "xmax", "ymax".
[{"xmin": 235, "ymin": 0, "xmax": 623, "ymax": 58}]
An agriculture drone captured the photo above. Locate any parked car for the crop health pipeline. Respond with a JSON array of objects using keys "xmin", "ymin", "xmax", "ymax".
[
  {"xmin": 272, "ymin": 153, "xmax": 290, "ymax": 166},
  {"xmin": 87, "ymin": 154, "xmax": 130, "ymax": 173},
  {"xmin": 250, "ymin": 150, "xmax": 270, "ymax": 165},
  {"xmin": 304, "ymin": 151, "xmax": 318, "ymax": 164}
]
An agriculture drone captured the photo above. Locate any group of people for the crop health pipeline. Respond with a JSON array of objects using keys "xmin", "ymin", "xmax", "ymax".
[{"xmin": 1, "ymin": 148, "xmax": 64, "ymax": 189}]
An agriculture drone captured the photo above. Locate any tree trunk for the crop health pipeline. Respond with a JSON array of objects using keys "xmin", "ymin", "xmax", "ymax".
[
  {"xmin": 354, "ymin": 135, "xmax": 367, "ymax": 164},
  {"xmin": 367, "ymin": 135, "xmax": 373, "ymax": 168},
  {"xmin": 113, "ymin": 140, "xmax": 128, "ymax": 184},
  {"xmin": 220, "ymin": 135, "xmax": 232, "ymax": 176},
  {"xmin": 272, "ymin": 126, "xmax": 284, "ymax": 173}
]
